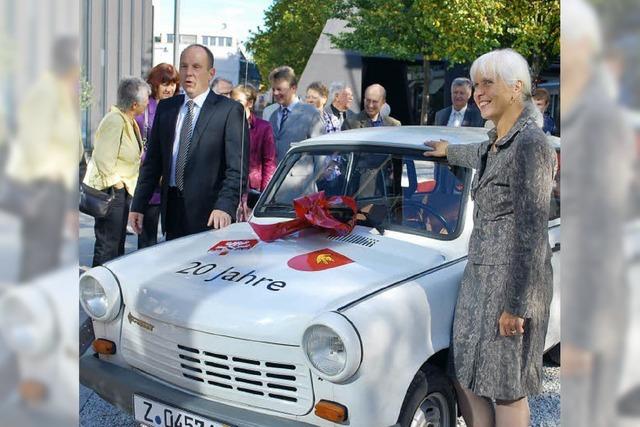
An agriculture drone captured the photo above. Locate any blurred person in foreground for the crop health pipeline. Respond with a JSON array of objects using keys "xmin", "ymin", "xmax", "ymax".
[
  {"xmin": 129, "ymin": 44, "xmax": 248, "ymax": 239},
  {"xmin": 561, "ymin": 1, "xmax": 635, "ymax": 426},
  {"xmin": 84, "ymin": 77, "xmax": 150, "ymax": 266},
  {"xmin": 211, "ymin": 76, "xmax": 233, "ymax": 98},
  {"xmin": 306, "ymin": 81, "xmax": 342, "ymax": 134},
  {"xmin": 344, "ymin": 83, "xmax": 401, "ymax": 129},
  {"xmin": 425, "ymin": 49, "xmax": 556, "ymax": 427},
  {"xmin": 268, "ymin": 66, "xmax": 323, "ymax": 162},
  {"xmin": 231, "ymin": 84, "xmax": 276, "ymax": 221},
  {"xmin": 134, "ymin": 63, "xmax": 180, "ymax": 249},
  {"xmin": 532, "ymin": 88, "xmax": 557, "ymax": 135},
  {"xmin": 3, "ymin": 36, "xmax": 81, "ymax": 281}
]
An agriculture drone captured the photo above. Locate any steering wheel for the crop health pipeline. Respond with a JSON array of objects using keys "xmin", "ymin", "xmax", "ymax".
[{"xmin": 392, "ymin": 199, "xmax": 453, "ymax": 235}]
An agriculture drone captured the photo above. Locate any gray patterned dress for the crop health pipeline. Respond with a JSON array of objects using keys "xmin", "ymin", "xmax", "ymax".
[{"xmin": 446, "ymin": 104, "xmax": 556, "ymax": 400}]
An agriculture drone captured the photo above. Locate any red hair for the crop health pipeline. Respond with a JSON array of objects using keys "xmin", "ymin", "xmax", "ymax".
[{"xmin": 146, "ymin": 63, "xmax": 180, "ymax": 99}]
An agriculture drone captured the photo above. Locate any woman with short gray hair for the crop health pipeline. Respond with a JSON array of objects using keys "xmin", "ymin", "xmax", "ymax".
[
  {"xmin": 84, "ymin": 76, "xmax": 150, "ymax": 266},
  {"xmin": 425, "ymin": 49, "xmax": 556, "ymax": 426}
]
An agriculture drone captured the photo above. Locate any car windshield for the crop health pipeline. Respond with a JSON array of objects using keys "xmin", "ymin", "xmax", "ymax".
[{"xmin": 253, "ymin": 147, "xmax": 470, "ymax": 239}]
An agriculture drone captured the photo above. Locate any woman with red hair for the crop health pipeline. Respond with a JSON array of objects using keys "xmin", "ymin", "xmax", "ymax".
[{"xmin": 134, "ymin": 63, "xmax": 180, "ymax": 248}]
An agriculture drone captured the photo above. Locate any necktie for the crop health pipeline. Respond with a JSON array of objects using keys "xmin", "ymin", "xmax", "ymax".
[
  {"xmin": 175, "ymin": 100, "xmax": 195, "ymax": 191},
  {"xmin": 452, "ymin": 111, "xmax": 462, "ymax": 127},
  {"xmin": 280, "ymin": 106, "xmax": 289, "ymax": 130}
]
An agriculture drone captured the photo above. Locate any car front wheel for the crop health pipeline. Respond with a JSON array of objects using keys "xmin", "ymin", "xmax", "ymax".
[{"xmin": 397, "ymin": 365, "xmax": 457, "ymax": 427}]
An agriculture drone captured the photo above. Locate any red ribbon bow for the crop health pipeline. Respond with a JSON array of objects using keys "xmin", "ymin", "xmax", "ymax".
[{"xmin": 249, "ymin": 191, "xmax": 357, "ymax": 242}]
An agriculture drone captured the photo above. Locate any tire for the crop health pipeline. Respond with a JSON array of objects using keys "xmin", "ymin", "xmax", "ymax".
[
  {"xmin": 545, "ymin": 343, "xmax": 561, "ymax": 366},
  {"xmin": 397, "ymin": 364, "xmax": 457, "ymax": 427}
]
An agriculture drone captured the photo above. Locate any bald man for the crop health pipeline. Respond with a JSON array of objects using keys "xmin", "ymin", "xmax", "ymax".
[{"xmin": 343, "ymin": 84, "xmax": 401, "ymax": 129}]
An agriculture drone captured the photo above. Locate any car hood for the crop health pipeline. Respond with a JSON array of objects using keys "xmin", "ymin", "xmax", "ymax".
[{"xmin": 111, "ymin": 222, "xmax": 446, "ymax": 345}]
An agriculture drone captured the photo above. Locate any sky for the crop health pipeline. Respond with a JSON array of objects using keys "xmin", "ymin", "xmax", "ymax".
[{"xmin": 153, "ymin": 0, "xmax": 273, "ymax": 47}]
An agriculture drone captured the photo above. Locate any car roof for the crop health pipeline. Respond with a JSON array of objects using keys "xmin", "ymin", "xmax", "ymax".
[{"xmin": 291, "ymin": 126, "xmax": 560, "ymax": 151}]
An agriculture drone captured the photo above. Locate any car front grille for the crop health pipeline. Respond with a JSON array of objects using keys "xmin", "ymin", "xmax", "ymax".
[
  {"xmin": 176, "ymin": 344, "xmax": 304, "ymax": 404},
  {"xmin": 121, "ymin": 312, "xmax": 314, "ymax": 416}
]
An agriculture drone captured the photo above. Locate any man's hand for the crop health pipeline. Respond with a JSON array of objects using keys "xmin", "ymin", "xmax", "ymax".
[
  {"xmin": 113, "ymin": 181, "xmax": 125, "ymax": 190},
  {"xmin": 423, "ymin": 139, "xmax": 449, "ymax": 157},
  {"xmin": 208, "ymin": 209, "xmax": 232, "ymax": 229},
  {"xmin": 498, "ymin": 311, "xmax": 525, "ymax": 336},
  {"xmin": 128, "ymin": 212, "xmax": 144, "ymax": 234}
]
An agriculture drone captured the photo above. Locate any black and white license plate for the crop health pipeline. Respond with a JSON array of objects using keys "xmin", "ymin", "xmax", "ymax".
[{"xmin": 134, "ymin": 395, "xmax": 232, "ymax": 427}]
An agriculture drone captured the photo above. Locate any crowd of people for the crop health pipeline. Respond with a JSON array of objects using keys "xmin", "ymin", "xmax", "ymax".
[
  {"xmin": 80, "ymin": 43, "xmax": 563, "ymax": 427},
  {"xmin": 83, "ymin": 42, "xmax": 561, "ymax": 267}
]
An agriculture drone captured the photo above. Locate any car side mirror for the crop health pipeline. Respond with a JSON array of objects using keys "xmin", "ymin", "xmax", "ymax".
[{"xmin": 247, "ymin": 189, "xmax": 261, "ymax": 209}]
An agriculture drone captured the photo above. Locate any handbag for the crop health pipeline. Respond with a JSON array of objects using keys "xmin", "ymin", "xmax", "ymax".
[
  {"xmin": 79, "ymin": 182, "xmax": 115, "ymax": 218},
  {"xmin": 80, "ymin": 119, "xmax": 127, "ymax": 218},
  {"xmin": 0, "ymin": 176, "xmax": 50, "ymax": 219}
]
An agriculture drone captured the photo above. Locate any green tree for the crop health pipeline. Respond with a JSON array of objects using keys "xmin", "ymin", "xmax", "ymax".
[
  {"xmin": 332, "ymin": 0, "xmax": 506, "ymax": 123},
  {"xmin": 246, "ymin": 0, "xmax": 338, "ymax": 85},
  {"xmin": 499, "ymin": 0, "xmax": 560, "ymax": 82}
]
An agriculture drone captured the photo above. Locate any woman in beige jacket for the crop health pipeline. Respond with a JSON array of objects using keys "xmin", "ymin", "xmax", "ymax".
[{"xmin": 84, "ymin": 77, "xmax": 149, "ymax": 266}]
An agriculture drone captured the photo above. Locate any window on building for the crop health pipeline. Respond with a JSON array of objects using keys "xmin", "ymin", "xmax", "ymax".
[
  {"xmin": 226, "ymin": 37, "xmax": 232, "ymax": 47},
  {"xmin": 154, "ymin": 36, "xmax": 161, "ymax": 43},
  {"xmin": 167, "ymin": 34, "xmax": 175, "ymax": 43},
  {"xmin": 218, "ymin": 36, "xmax": 225, "ymax": 46},
  {"xmin": 180, "ymin": 34, "xmax": 197, "ymax": 44}
]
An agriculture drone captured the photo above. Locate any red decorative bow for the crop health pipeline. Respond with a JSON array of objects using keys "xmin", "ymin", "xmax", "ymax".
[{"xmin": 249, "ymin": 191, "xmax": 357, "ymax": 242}]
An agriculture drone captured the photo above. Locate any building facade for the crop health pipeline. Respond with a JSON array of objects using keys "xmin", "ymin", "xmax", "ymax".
[{"xmin": 153, "ymin": 32, "xmax": 260, "ymax": 88}]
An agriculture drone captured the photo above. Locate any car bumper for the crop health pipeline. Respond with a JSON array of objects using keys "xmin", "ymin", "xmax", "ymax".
[{"xmin": 80, "ymin": 352, "xmax": 317, "ymax": 427}]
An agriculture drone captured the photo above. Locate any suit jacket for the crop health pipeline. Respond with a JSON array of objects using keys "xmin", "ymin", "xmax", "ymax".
[
  {"xmin": 433, "ymin": 105, "xmax": 484, "ymax": 127},
  {"xmin": 131, "ymin": 91, "xmax": 249, "ymax": 235},
  {"xmin": 342, "ymin": 110, "xmax": 401, "ymax": 130},
  {"xmin": 83, "ymin": 106, "xmax": 142, "ymax": 196},
  {"xmin": 446, "ymin": 103, "xmax": 556, "ymax": 316},
  {"xmin": 269, "ymin": 102, "xmax": 324, "ymax": 162}
]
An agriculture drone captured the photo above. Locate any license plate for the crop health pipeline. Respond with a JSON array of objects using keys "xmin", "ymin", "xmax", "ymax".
[{"xmin": 134, "ymin": 395, "xmax": 233, "ymax": 427}]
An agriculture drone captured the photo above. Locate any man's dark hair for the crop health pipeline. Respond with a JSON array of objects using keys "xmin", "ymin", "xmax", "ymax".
[
  {"xmin": 268, "ymin": 65, "xmax": 297, "ymax": 87},
  {"xmin": 182, "ymin": 44, "xmax": 215, "ymax": 69}
]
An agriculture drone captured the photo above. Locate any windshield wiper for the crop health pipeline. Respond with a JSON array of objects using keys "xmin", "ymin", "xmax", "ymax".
[{"xmin": 261, "ymin": 202, "xmax": 295, "ymax": 213}]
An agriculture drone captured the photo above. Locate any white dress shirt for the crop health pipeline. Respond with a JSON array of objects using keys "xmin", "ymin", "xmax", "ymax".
[
  {"xmin": 169, "ymin": 89, "xmax": 210, "ymax": 187},
  {"xmin": 447, "ymin": 105, "xmax": 467, "ymax": 127}
]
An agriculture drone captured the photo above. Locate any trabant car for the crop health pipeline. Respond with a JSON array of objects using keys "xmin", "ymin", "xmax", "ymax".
[{"xmin": 80, "ymin": 126, "xmax": 561, "ymax": 427}]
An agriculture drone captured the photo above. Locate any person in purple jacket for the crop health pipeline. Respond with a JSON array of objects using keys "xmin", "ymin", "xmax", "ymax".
[{"xmin": 134, "ymin": 63, "xmax": 180, "ymax": 248}]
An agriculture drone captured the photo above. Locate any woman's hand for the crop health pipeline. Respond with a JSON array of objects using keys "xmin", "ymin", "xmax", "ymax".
[
  {"xmin": 423, "ymin": 139, "xmax": 449, "ymax": 157},
  {"xmin": 499, "ymin": 311, "xmax": 525, "ymax": 336}
]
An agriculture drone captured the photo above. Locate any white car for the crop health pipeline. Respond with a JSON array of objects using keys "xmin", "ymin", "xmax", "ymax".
[{"xmin": 80, "ymin": 126, "xmax": 561, "ymax": 427}]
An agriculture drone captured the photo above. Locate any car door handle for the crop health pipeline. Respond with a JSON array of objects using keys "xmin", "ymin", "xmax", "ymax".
[{"xmin": 552, "ymin": 242, "xmax": 561, "ymax": 252}]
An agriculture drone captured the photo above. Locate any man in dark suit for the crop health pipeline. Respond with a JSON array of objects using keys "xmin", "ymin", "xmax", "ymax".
[
  {"xmin": 432, "ymin": 77, "xmax": 484, "ymax": 127},
  {"xmin": 129, "ymin": 44, "xmax": 248, "ymax": 240}
]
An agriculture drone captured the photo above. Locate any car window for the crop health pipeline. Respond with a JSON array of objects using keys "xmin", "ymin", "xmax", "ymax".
[{"xmin": 255, "ymin": 148, "xmax": 470, "ymax": 239}]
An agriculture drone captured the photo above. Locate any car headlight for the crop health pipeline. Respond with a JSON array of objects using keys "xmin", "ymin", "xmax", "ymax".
[
  {"xmin": 302, "ymin": 312, "xmax": 362, "ymax": 383},
  {"xmin": 0, "ymin": 287, "xmax": 55, "ymax": 356},
  {"xmin": 79, "ymin": 267, "xmax": 122, "ymax": 321}
]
